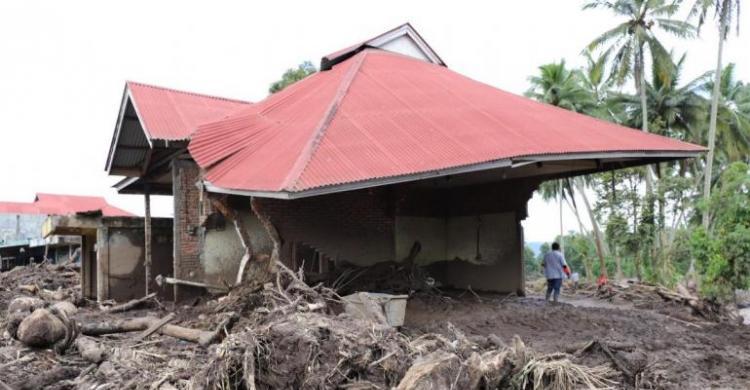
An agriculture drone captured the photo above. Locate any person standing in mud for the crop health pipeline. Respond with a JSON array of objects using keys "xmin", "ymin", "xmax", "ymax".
[{"xmin": 542, "ymin": 242, "xmax": 569, "ymax": 303}]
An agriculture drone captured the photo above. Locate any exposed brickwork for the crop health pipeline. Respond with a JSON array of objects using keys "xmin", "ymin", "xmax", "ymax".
[
  {"xmin": 172, "ymin": 159, "xmax": 204, "ymax": 300},
  {"xmin": 254, "ymin": 187, "xmax": 395, "ymax": 267}
]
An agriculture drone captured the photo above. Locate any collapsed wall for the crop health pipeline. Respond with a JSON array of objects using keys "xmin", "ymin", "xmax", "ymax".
[{"xmin": 191, "ymin": 175, "xmax": 539, "ymax": 295}]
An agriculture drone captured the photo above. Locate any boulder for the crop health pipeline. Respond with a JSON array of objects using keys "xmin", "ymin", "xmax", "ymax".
[
  {"xmin": 7, "ymin": 297, "xmax": 45, "ymax": 315},
  {"xmin": 16, "ymin": 308, "xmax": 66, "ymax": 347}
]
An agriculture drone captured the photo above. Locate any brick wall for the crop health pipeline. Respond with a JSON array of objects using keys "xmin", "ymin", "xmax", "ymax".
[
  {"xmin": 255, "ymin": 187, "xmax": 395, "ymax": 267},
  {"xmin": 172, "ymin": 158, "xmax": 204, "ymax": 300}
]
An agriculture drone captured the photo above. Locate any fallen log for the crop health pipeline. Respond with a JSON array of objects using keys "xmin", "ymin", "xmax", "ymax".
[
  {"xmin": 81, "ymin": 316, "xmax": 234, "ymax": 346},
  {"xmin": 137, "ymin": 312, "xmax": 176, "ymax": 340},
  {"xmin": 198, "ymin": 312, "xmax": 239, "ymax": 347},
  {"xmin": 103, "ymin": 293, "xmax": 156, "ymax": 313}
]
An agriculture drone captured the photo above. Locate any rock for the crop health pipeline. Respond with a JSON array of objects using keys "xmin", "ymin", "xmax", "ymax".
[
  {"xmin": 7, "ymin": 297, "xmax": 45, "ymax": 315},
  {"xmin": 6, "ymin": 311, "xmax": 28, "ymax": 339},
  {"xmin": 52, "ymin": 301, "xmax": 78, "ymax": 317},
  {"xmin": 16, "ymin": 308, "xmax": 66, "ymax": 347},
  {"xmin": 75, "ymin": 337, "xmax": 107, "ymax": 363}
]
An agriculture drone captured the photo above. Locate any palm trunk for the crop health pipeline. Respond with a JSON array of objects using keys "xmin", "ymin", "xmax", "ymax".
[
  {"xmin": 701, "ymin": 16, "xmax": 727, "ymax": 230},
  {"xmin": 574, "ymin": 178, "xmax": 609, "ymax": 279},
  {"xmin": 565, "ymin": 191, "xmax": 595, "ymax": 282},
  {"xmin": 636, "ymin": 52, "xmax": 655, "ymax": 194},
  {"xmin": 694, "ymin": 13, "xmax": 728, "ymax": 274}
]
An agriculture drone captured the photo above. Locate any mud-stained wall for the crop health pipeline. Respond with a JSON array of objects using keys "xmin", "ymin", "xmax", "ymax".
[
  {"xmin": 395, "ymin": 212, "xmax": 517, "ymax": 266},
  {"xmin": 197, "ymin": 178, "xmax": 537, "ymax": 294},
  {"xmin": 394, "ymin": 179, "xmax": 539, "ymax": 293},
  {"xmin": 201, "ymin": 208, "xmax": 273, "ymax": 288},
  {"xmin": 96, "ymin": 218, "xmax": 173, "ymax": 302}
]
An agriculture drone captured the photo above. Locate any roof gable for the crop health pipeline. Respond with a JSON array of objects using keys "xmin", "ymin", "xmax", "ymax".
[
  {"xmin": 190, "ymin": 50, "xmax": 704, "ymax": 198},
  {"xmin": 105, "ymin": 82, "xmax": 251, "ymax": 174},
  {"xmin": 320, "ymin": 23, "xmax": 445, "ymax": 70}
]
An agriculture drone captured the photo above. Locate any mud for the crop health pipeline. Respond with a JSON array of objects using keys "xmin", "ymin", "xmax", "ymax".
[{"xmin": 403, "ymin": 291, "xmax": 750, "ymax": 389}]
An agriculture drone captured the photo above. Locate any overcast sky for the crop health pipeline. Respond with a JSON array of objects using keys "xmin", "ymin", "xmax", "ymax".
[{"xmin": 0, "ymin": 1, "xmax": 748, "ymax": 242}]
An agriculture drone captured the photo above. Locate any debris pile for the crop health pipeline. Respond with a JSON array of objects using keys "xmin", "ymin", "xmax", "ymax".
[
  {"xmin": 1, "ymin": 262, "xmax": 748, "ymax": 388},
  {"xmin": 585, "ymin": 281, "xmax": 741, "ymax": 323},
  {"xmin": 193, "ymin": 264, "xmax": 619, "ymax": 390}
]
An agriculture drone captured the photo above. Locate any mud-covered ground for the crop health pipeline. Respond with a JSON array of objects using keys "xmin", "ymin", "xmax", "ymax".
[
  {"xmin": 2, "ymin": 263, "xmax": 749, "ymax": 389},
  {"xmin": 404, "ymin": 290, "xmax": 750, "ymax": 389}
]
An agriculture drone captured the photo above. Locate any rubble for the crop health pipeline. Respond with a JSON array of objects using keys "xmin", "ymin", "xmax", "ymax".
[{"xmin": 0, "ymin": 263, "xmax": 749, "ymax": 389}]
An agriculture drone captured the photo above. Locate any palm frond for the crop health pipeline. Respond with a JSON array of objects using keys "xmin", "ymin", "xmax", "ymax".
[
  {"xmin": 646, "ymin": 35, "xmax": 675, "ymax": 86},
  {"xmin": 586, "ymin": 22, "xmax": 631, "ymax": 51},
  {"xmin": 656, "ymin": 18, "xmax": 698, "ymax": 38}
]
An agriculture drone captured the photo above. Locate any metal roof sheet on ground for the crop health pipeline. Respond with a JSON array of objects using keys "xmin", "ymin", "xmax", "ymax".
[
  {"xmin": 0, "ymin": 194, "xmax": 134, "ymax": 217},
  {"xmin": 189, "ymin": 49, "xmax": 705, "ymax": 197},
  {"xmin": 127, "ymin": 82, "xmax": 251, "ymax": 141}
]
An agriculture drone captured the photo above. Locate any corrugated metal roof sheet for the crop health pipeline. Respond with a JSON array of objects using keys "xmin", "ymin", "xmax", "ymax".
[
  {"xmin": 189, "ymin": 49, "xmax": 705, "ymax": 195},
  {"xmin": 0, "ymin": 194, "xmax": 134, "ymax": 217},
  {"xmin": 127, "ymin": 82, "xmax": 251, "ymax": 141}
]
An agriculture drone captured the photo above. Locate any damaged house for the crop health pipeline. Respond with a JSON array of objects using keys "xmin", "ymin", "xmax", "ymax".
[
  {"xmin": 0, "ymin": 193, "xmax": 132, "ymax": 271},
  {"xmin": 103, "ymin": 24, "xmax": 704, "ymax": 301}
]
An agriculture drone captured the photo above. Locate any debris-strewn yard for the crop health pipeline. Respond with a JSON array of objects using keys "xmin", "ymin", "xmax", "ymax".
[{"xmin": 1, "ymin": 263, "xmax": 748, "ymax": 389}]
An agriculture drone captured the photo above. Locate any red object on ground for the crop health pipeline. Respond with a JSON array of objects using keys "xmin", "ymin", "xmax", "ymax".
[
  {"xmin": 0, "ymin": 193, "xmax": 133, "ymax": 217},
  {"xmin": 189, "ymin": 49, "xmax": 705, "ymax": 195},
  {"xmin": 597, "ymin": 274, "xmax": 609, "ymax": 287}
]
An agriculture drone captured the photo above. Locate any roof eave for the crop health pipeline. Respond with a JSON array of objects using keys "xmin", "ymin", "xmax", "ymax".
[{"xmin": 202, "ymin": 150, "xmax": 703, "ymax": 200}]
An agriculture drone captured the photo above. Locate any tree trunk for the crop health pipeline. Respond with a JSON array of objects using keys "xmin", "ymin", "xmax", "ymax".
[
  {"xmin": 701, "ymin": 14, "xmax": 727, "ymax": 229},
  {"xmin": 636, "ymin": 51, "xmax": 655, "ymax": 195},
  {"xmin": 565, "ymin": 194, "xmax": 594, "ymax": 282},
  {"xmin": 575, "ymin": 178, "xmax": 609, "ymax": 279},
  {"xmin": 693, "ymin": 16, "xmax": 727, "ymax": 275}
]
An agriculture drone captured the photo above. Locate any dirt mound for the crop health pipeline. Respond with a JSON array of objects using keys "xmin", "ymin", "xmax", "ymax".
[{"xmin": 404, "ymin": 291, "xmax": 750, "ymax": 389}]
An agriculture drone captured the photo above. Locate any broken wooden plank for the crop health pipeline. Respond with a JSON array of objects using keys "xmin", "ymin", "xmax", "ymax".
[{"xmin": 137, "ymin": 313, "xmax": 176, "ymax": 341}]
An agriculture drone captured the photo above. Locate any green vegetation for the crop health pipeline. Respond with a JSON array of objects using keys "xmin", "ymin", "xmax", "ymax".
[
  {"xmin": 526, "ymin": 0, "xmax": 749, "ymax": 301},
  {"xmin": 268, "ymin": 61, "xmax": 317, "ymax": 94}
]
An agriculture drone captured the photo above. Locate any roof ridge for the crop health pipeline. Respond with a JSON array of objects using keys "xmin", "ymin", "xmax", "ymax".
[
  {"xmin": 280, "ymin": 51, "xmax": 369, "ymax": 191},
  {"xmin": 126, "ymin": 81, "xmax": 252, "ymax": 105}
]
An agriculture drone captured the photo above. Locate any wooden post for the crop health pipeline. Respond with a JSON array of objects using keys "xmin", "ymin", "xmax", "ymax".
[{"xmin": 144, "ymin": 188, "xmax": 152, "ymax": 296}]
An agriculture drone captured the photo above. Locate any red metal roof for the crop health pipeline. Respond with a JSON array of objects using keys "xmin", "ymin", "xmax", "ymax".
[
  {"xmin": 0, "ymin": 194, "xmax": 134, "ymax": 217},
  {"xmin": 189, "ymin": 49, "xmax": 705, "ymax": 196},
  {"xmin": 127, "ymin": 82, "xmax": 251, "ymax": 141}
]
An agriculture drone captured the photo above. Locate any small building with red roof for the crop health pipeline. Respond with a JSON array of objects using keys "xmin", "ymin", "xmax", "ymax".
[
  {"xmin": 105, "ymin": 24, "xmax": 704, "ymax": 300},
  {"xmin": 0, "ymin": 193, "xmax": 133, "ymax": 271}
]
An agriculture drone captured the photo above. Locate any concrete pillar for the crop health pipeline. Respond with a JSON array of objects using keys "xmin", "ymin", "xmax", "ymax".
[{"xmin": 97, "ymin": 227, "xmax": 110, "ymax": 301}]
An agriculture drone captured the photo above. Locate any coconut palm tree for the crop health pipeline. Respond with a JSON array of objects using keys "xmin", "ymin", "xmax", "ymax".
[
  {"xmin": 700, "ymin": 64, "xmax": 750, "ymax": 170},
  {"xmin": 584, "ymin": 0, "xmax": 696, "ymax": 191},
  {"xmin": 525, "ymin": 60, "xmax": 595, "ymax": 112},
  {"xmin": 578, "ymin": 50, "xmax": 623, "ymax": 121},
  {"xmin": 610, "ymin": 53, "xmax": 709, "ymax": 143},
  {"xmin": 689, "ymin": 0, "xmax": 743, "ymax": 229},
  {"xmin": 528, "ymin": 61, "xmax": 609, "ymax": 278}
]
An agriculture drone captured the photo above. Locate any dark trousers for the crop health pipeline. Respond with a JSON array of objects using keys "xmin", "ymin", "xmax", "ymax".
[{"xmin": 546, "ymin": 278, "xmax": 563, "ymax": 301}]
